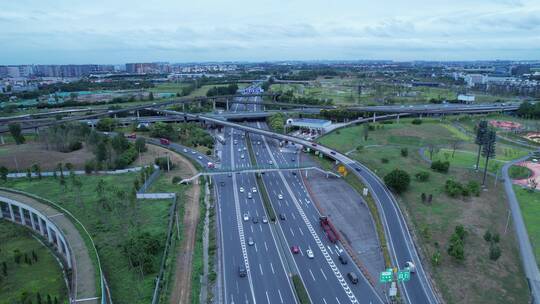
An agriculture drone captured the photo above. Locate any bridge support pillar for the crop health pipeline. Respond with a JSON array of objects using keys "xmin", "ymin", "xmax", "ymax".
[
  {"xmin": 396, "ymin": 114, "xmax": 400, "ymax": 123},
  {"xmin": 0, "ymin": 135, "xmax": 4, "ymax": 145},
  {"xmin": 136, "ymin": 110, "xmax": 140, "ymax": 119},
  {"xmin": 198, "ymin": 101, "xmax": 202, "ymax": 108},
  {"xmin": 372, "ymin": 113, "xmax": 376, "ymax": 123},
  {"xmin": 226, "ymin": 100, "xmax": 229, "ymax": 111},
  {"xmin": 182, "ymin": 103, "xmax": 185, "ymax": 112},
  {"xmin": 34, "ymin": 127, "xmax": 39, "ymax": 135},
  {"xmin": 213, "ymin": 100, "xmax": 216, "ymax": 112}
]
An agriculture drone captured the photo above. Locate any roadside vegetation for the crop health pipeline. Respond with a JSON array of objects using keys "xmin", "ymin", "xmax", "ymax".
[
  {"xmin": 317, "ymin": 117, "xmax": 530, "ymax": 304},
  {"xmin": 1, "ymin": 173, "xmax": 174, "ymax": 304},
  {"xmin": 0, "ymin": 220, "xmax": 68, "ymax": 304}
]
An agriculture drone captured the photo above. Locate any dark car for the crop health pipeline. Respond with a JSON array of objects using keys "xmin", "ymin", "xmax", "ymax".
[
  {"xmin": 311, "ymin": 143, "xmax": 317, "ymax": 147},
  {"xmin": 354, "ymin": 168, "xmax": 361, "ymax": 172},
  {"xmin": 347, "ymin": 272, "xmax": 358, "ymax": 284},
  {"xmin": 292, "ymin": 171, "xmax": 297, "ymax": 176},
  {"xmin": 330, "ymin": 151, "xmax": 336, "ymax": 155},
  {"xmin": 338, "ymin": 255, "xmax": 348, "ymax": 265},
  {"xmin": 252, "ymin": 216, "xmax": 259, "ymax": 224},
  {"xmin": 220, "ymin": 181, "xmax": 225, "ymax": 186},
  {"xmin": 279, "ymin": 213, "xmax": 286, "ymax": 220},
  {"xmin": 239, "ymin": 265, "xmax": 247, "ymax": 277}
]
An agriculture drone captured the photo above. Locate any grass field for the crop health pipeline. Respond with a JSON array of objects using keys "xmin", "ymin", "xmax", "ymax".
[
  {"xmin": 150, "ymin": 83, "xmax": 190, "ymax": 94},
  {"xmin": 509, "ymin": 165, "xmax": 533, "ymax": 179},
  {"xmin": 514, "ymin": 186, "xmax": 540, "ymax": 264},
  {"xmin": 318, "ymin": 120, "xmax": 530, "ymax": 304},
  {"xmin": 0, "ymin": 220, "xmax": 68, "ymax": 304},
  {"xmin": 1, "ymin": 173, "xmax": 176, "ymax": 304}
]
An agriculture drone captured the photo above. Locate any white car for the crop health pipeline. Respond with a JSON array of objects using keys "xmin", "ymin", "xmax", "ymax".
[
  {"xmin": 191, "ymin": 151, "xmax": 196, "ymax": 154},
  {"xmin": 268, "ymin": 160, "xmax": 273, "ymax": 165},
  {"xmin": 198, "ymin": 156, "xmax": 202, "ymax": 160},
  {"xmin": 306, "ymin": 249, "xmax": 314, "ymax": 259},
  {"xmin": 247, "ymin": 193, "xmax": 252, "ymax": 199},
  {"xmin": 240, "ymin": 187, "xmax": 245, "ymax": 193},
  {"xmin": 243, "ymin": 147, "xmax": 247, "ymax": 151},
  {"xmin": 241, "ymin": 154, "xmax": 245, "ymax": 159},
  {"xmin": 183, "ymin": 149, "xmax": 188, "ymax": 152},
  {"xmin": 278, "ymin": 194, "xmax": 283, "ymax": 200},
  {"xmin": 248, "ymin": 237, "xmax": 254, "ymax": 246},
  {"xmin": 238, "ymin": 148, "xmax": 242, "ymax": 152},
  {"xmin": 262, "ymin": 216, "xmax": 268, "ymax": 223},
  {"xmin": 252, "ymin": 187, "xmax": 257, "ymax": 193},
  {"xmin": 243, "ymin": 213, "xmax": 249, "ymax": 221}
]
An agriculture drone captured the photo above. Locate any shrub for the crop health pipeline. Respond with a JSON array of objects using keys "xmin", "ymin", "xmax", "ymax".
[
  {"xmin": 155, "ymin": 157, "xmax": 174, "ymax": 170},
  {"xmin": 415, "ymin": 171, "xmax": 430, "ymax": 182},
  {"xmin": 380, "ymin": 120, "xmax": 394, "ymax": 125},
  {"xmin": 68, "ymin": 141, "xmax": 83, "ymax": 151},
  {"xmin": 400, "ymin": 147, "xmax": 408, "ymax": 157},
  {"xmin": 384, "ymin": 169, "xmax": 411, "ymax": 193},
  {"xmin": 206, "ymin": 150, "xmax": 212, "ymax": 155},
  {"xmin": 445, "ymin": 179, "xmax": 463, "ymax": 197},
  {"xmin": 431, "ymin": 160, "xmax": 450, "ymax": 173},
  {"xmin": 492, "ymin": 233, "xmax": 500, "ymax": 243},
  {"xmin": 411, "ymin": 118, "xmax": 423, "ymax": 125},
  {"xmin": 84, "ymin": 160, "xmax": 96, "ymax": 174},
  {"xmin": 381, "ymin": 158, "xmax": 389, "ymax": 164},
  {"xmin": 466, "ymin": 181, "xmax": 480, "ymax": 196},
  {"xmin": 172, "ymin": 176, "xmax": 182, "ymax": 184},
  {"xmin": 489, "ymin": 244, "xmax": 501, "ymax": 261},
  {"xmin": 484, "ymin": 230, "xmax": 492, "ymax": 242}
]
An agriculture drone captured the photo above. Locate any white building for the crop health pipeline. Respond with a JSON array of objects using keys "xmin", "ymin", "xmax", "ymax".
[{"xmin": 458, "ymin": 94, "xmax": 475, "ymax": 103}]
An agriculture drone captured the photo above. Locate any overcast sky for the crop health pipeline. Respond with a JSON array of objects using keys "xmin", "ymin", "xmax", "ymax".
[{"xmin": 1, "ymin": 0, "xmax": 539, "ymax": 64}]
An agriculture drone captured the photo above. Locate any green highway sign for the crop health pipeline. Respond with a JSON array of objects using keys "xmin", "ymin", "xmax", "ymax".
[
  {"xmin": 379, "ymin": 270, "xmax": 393, "ymax": 283},
  {"xmin": 397, "ymin": 270, "xmax": 411, "ymax": 282}
]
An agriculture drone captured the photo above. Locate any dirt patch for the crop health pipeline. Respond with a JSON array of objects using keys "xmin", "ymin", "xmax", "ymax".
[
  {"xmin": 0, "ymin": 142, "xmax": 94, "ymax": 170},
  {"xmin": 165, "ymin": 145, "xmax": 201, "ymax": 304}
]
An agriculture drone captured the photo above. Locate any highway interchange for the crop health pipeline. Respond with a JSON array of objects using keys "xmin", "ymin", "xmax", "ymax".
[{"xmin": 2, "ymin": 85, "xmax": 534, "ymax": 304}]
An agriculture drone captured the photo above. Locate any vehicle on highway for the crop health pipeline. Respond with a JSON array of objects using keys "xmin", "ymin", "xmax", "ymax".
[
  {"xmin": 311, "ymin": 143, "xmax": 317, "ymax": 147},
  {"xmin": 238, "ymin": 148, "xmax": 242, "ymax": 152},
  {"xmin": 262, "ymin": 216, "xmax": 268, "ymax": 223},
  {"xmin": 228, "ymin": 173, "xmax": 232, "ymax": 177},
  {"xmin": 183, "ymin": 148, "xmax": 188, "ymax": 152},
  {"xmin": 278, "ymin": 194, "xmax": 283, "ymax": 200},
  {"xmin": 207, "ymin": 162, "xmax": 215, "ymax": 169},
  {"xmin": 126, "ymin": 133, "xmax": 137, "ymax": 139},
  {"xmin": 241, "ymin": 154, "xmax": 245, "ymax": 159},
  {"xmin": 404, "ymin": 261, "xmax": 416, "ymax": 273},
  {"xmin": 338, "ymin": 254, "xmax": 348, "ymax": 265},
  {"xmin": 257, "ymin": 141, "xmax": 261, "ymax": 145},
  {"xmin": 330, "ymin": 151, "xmax": 336, "ymax": 155},
  {"xmin": 306, "ymin": 249, "xmax": 314, "ymax": 259},
  {"xmin": 191, "ymin": 151, "xmax": 196, "ymax": 154},
  {"xmin": 347, "ymin": 272, "xmax": 359, "ymax": 284},
  {"xmin": 247, "ymin": 192, "xmax": 252, "ymax": 199},
  {"xmin": 160, "ymin": 138, "xmax": 170, "ymax": 145},
  {"xmin": 291, "ymin": 246, "xmax": 300, "ymax": 254},
  {"xmin": 198, "ymin": 156, "xmax": 203, "ymax": 160},
  {"xmin": 252, "ymin": 216, "xmax": 258, "ymax": 223},
  {"xmin": 220, "ymin": 181, "xmax": 225, "ymax": 187},
  {"xmin": 279, "ymin": 213, "xmax": 286, "ymax": 220},
  {"xmin": 233, "ymin": 140, "xmax": 238, "ymax": 145},
  {"xmin": 240, "ymin": 187, "xmax": 245, "ymax": 193},
  {"xmin": 292, "ymin": 171, "xmax": 297, "ymax": 176},
  {"xmin": 355, "ymin": 168, "xmax": 361, "ymax": 172},
  {"xmin": 243, "ymin": 213, "xmax": 249, "ymax": 221},
  {"xmin": 238, "ymin": 265, "xmax": 247, "ymax": 277},
  {"xmin": 243, "ymin": 147, "xmax": 247, "ymax": 151},
  {"xmin": 252, "ymin": 187, "xmax": 257, "ymax": 193},
  {"xmin": 291, "ymin": 158, "xmax": 295, "ymax": 161},
  {"xmin": 248, "ymin": 237, "xmax": 254, "ymax": 246},
  {"xmin": 268, "ymin": 160, "xmax": 273, "ymax": 165}
]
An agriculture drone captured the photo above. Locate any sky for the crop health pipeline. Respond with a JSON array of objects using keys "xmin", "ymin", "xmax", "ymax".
[{"xmin": 1, "ymin": 0, "xmax": 539, "ymax": 64}]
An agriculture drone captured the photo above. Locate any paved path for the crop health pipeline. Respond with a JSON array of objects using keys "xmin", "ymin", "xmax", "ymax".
[
  {"xmin": 0, "ymin": 189, "xmax": 99, "ymax": 304},
  {"xmin": 502, "ymin": 154, "xmax": 540, "ymax": 304}
]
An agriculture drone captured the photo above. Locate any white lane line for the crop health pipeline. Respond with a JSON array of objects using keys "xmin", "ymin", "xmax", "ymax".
[
  {"xmin": 264, "ymin": 241, "xmax": 268, "ymax": 252},
  {"xmin": 289, "ymin": 227, "xmax": 295, "ymax": 237},
  {"xmin": 320, "ymin": 268, "xmax": 328, "ymax": 280},
  {"xmin": 336, "ymin": 297, "xmax": 342, "ymax": 304},
  {"xmin": 323, "ymin": 299, "xmax": 328, "ymax": 304},
  {"xmin": 328, "ymin": 246, "xmax": 334, "ymax": 255},
  {"xmin": 278, "ymin": 289, "xmax": 284, "ymax": 303},
  {"xmin": 309, "ymin": 269, "xmax": 316, "ymax": 281},
  {"xmin": 266, "ymin": 291, "xmax": 270, "ymax": 304},
  {"xmin": 255, "ymin": 243, "xmax": 258, "ymax": 252},
  {"xmin": 270, "ymin": 262, "xmax": 275, "ymax": 274},
  {"xmin": 298, "ymin": 227, "xmax": 304, "ymax": 236},
  {"xmin": 259, "ymin": 263, "xmax": 264, "ymax": 276}
]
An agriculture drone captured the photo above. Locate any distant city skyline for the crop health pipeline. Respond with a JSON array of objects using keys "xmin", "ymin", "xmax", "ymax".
[{"xmin": 1, "ymin": 0, "xmax": 539, "ymax": 64}]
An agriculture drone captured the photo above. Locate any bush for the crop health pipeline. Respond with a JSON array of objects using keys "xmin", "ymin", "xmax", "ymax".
[
  {"xmin": 134, "ymin": 138, "xmax": 147, "ymax": 152},
  {"xmin": 448, "ymin": 225, "xmax": 467, "ymax": 261},
  {"xmin": 84, "ymin": 160, "xmax": 96, "ymax": 174},
  {"xmin": 445, "ymin": 179, "xmax": 463, "ymax": 197},
  {"xmin": 415, "ymin": 171, "xmax": 430, "ymax": 182},
  {"xmin": 206, "ymin": 150, "xmax": 212, "ymax": 155},
  {"xmin": 489, "ymin": 244, "xmax": 501, "ymax": 261},
  {"xmin": 68, "ymin": 141, "xmax": 83, "ymax": 151},
  {"xmin": 484, "ymin": 230, "xmax": 492, "ymax": 242},
  {"xmin": 172, "ymin": 176, "xmax": 182, "ymax": 184},
  {"xmin": 114, "ymin": 147, "xmax": 138, "ymax": 169},
  {"xmin": 431, "ymin": 160, "xmax": 450, "ymax": 173},
  {"xmin": 411, "ymin": 118, "xmax": 423, "ymax": 125},
  {"xmin": 384, "ymin": 169, "xmax": 411, "ymax": 193},
  {"xmin": 492, "ymin": 233, "xmax": 500, "ymax": 243},
  {"xmin": 466, "ymin": 181, "xmax": 480, "ymax": 196},
  {"xmin": 380, "ymin": 120, "xmax": 394, "ymax": 125},
  {"xmin": 400, "ymin": 147, "xmax": 408, "ymax": 157},
  {"xmin": 381, "ymin": 158, "xmax": 389, "ymax": 164}
]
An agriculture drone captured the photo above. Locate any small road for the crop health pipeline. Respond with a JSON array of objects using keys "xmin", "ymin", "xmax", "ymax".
[{"xmin": 502, "ymin": 153, "xmax": 540, "ymax": 303}]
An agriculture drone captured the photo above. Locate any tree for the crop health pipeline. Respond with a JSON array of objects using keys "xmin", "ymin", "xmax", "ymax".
[
  {"xmin": 450, "ymin": 139, "xmax": 462, "ymax": 158},
  {"xmin": 8, "ymin": 123, "xmax": 25, "ymax": 145},
  {"xmin": 362, "ymin": 123, "xmax": 369, "ymax": 141},
  {"xmin": 481, "ymin": 128, "xmax": 497, "ymax": 185},
  {"xmin": 148, "ymin": 92, "xmax": 154, "ymax": 101},
  {"xmin": 489, "ymin": 244, "xmax": 501, "ymax": 261},
  {"xmin": 135, "ymin": 138, "xmax": 147, "ymax": 153},
  {"xmin": 96, "ymin": 117, "xmax": 117, "ymax": 132},
  {"xmin": 474, "ymin": 120, "xmax": 488, "ymax": 170},
  {"xmin": 0, "ymin": 166, "xmax": 8, "ymax": 182},
  {"xmin": 401, "ymin": 147, "xmax": 408, "ymax": 157},
  {"xmin": 431, "ymin": 160, "xmax": 450, "ymax": 173},
  {"xmin": 26, "ymin": 168, "xmax": 32, "ymax": 181},
  {"xmin": 427, "ymin": 143, "xmax": 438, "ymax": 160},
  {"xmin": 484, "ymin": 230, "xmax": 492, "ymax": 242},
  {"xmin": 31, "ymin": 164, "xmax": 42, "ymax": 179},
  {"xmin": 383, "ymin": 169, "xmax": 411, "ymax": 193}
]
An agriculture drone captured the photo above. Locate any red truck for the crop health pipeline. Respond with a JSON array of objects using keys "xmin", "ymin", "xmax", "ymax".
[
  {"xmin": 319, "ymin": 216, "xmax": 339, "ymax": 243},
  {"xmin": 160, "ymin": 138, "xmax": 171, "ymax": 145}
]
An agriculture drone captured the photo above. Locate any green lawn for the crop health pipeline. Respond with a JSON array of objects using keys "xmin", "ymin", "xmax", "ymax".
[
  {"xmin": 514, "ymin": 186, "xmax": 540, "ymax": 264},
  {"xmin": 318, "ymin": 120, "xmax": 530, "ymax": 304},
  {"xmin": 0, "ymin": 220, "xmax": 68, "ymax": 304},
  {"xmin": 1, "ymin": 173, "xmax": 174, "ymax": 304},
  {"xmin": 150, "ymin": 83, "xmax": 190, "ymax": 94},
  {"xmin": 509, "ymin": 165, "xmax": 533, "ymax": 179}
]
